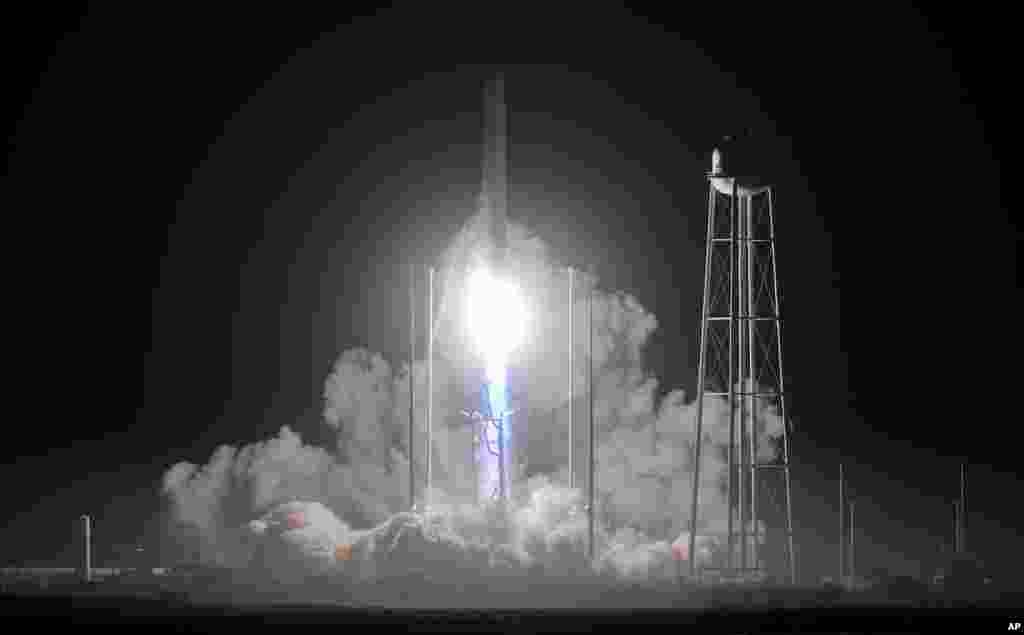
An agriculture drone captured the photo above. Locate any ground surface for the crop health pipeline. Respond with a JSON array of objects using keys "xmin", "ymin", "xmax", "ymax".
[{"xmin": 1, "ymin": 591, "xmax": 1020, "ymax": 633}]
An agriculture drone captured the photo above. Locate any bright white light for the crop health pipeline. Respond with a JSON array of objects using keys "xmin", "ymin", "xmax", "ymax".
[{"xmin": 466, "ymin": 267, "xmax": 527, "ymax": 376}]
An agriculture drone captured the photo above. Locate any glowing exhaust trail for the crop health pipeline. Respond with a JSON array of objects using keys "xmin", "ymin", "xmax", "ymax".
[{"xmin": 467, "ymin": 266, "xmax": 527, "ymax": 501}]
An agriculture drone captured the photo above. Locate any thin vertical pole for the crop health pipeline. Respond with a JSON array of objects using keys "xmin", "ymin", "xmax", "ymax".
[
  {"xmin": 849, "ymin": 499, "xmax": 856, "ymax": 582},
  {"xmin": 569, "ymin": 266, "xmax": 575, "ymax": 491},
  {"xmin": 839, "ymin": 463, "xmax": 845, "ymax": 581},
  {"xmin": 690, "ymin": 182, "xmax": 716, "ymax": 578},
  {"xmin": 587, "ymin": 267, "xmax": 596, "ymax": 561},
  {"xmin": 725, "ymin": 191, "xmax": 734, "ymax": 574},
  {"xmin": 769, "ymin": 187, "xmax": 796, "ymax": 584},
  {"xmin": 960, "ymin": 463, "xmax": 966, "ymax": 554},
  {"xmin": 954, "ymin": 500, "xmax": 961, "ymax": 555},
  {"xmin": 426, "ymin": 266, "xmax": 434, "ymax": 511},
  {"xmin": 737, "ymin": 189, "xmax": 746, "ymax": 573},
  {"xmin": 747, "ymin": 194, "xmax": 758, "ymax": 573},
  {"xmin": 81, "ymin": 514, "xmax": 92, "ymax": 584},
  {"xmin": 409, "ymin": 264, "xmax": 416, "ymax": 510}
]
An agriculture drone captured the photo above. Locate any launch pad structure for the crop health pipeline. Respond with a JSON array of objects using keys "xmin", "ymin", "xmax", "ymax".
[
  {"xmin": 688, "ymin": 145, "xmax": 797, "ymax": 584},
  {"xmin": 406, "ymin": 74, "xmax": 797, "ymax": 583}
]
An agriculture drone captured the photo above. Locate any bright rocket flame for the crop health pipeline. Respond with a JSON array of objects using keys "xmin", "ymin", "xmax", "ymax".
[
  {"xmin": 466, "ymin": 267, "xmax": 527, "ymax": 381},
  {"xmin": 467, "ymin": 267, "xmax": 525, "ymax": 501}
]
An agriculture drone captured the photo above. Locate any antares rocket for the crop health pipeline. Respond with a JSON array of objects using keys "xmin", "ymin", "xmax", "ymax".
[
  {"xmin": 473, "ymin": 73, "xmax": 514, "ymax": 503},
  {"xmin": 480, "ymin": 73, "xmax": 509, "ymax": 272}
]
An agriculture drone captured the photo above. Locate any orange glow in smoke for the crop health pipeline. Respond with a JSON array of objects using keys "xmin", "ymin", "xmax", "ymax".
[{"xmin": 335, "ymin": 544, "xmax": 352, "ymax": 561}]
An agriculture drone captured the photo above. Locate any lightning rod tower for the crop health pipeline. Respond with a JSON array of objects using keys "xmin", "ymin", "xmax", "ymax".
[{"xmin": 688, "ymin": 140, "xmax": 797, "ymax": 584}]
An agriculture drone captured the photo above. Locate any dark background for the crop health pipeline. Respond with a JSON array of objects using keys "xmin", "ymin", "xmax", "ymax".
[{"xmin": 3, "ymin": 5, "xmax": 1016, "ymax": 583}]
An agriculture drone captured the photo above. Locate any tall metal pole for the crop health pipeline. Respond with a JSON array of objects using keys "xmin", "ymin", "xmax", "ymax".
[
  {"xmin": 569, "ymin": 266, "xmax": 575, "ymax": 491},
  {"xmin": 409, "ymin": 264, "xmax": 416, "ymax": 510},
  {"xmin": 954, "ymin": 500, "xmax": 961, "ymax": 555},
  {"xmin": 726, "ymin": 199, "xmax": 735, "ymax": 571},
  {"xmin": 690, "ymin": 181, "xmax": 716, "ymax": 578},
  {"xmin": 747, "ymin": 194, "xmax": 759, "ymax": 573},
  {"xmin": 736, "ymin": 188, "xmax": 746, "ymax": 573},
  {"xmin": 768, "ymin": 188, "xmax": 796, "ymax": 584},
  {"xmin": 426, "ymin": 265, "xmax": 434, "ymax": 511},
  {"xmin": 960, "ymin": 463, "xmax": 966, "ymax": 554},
  {"xmin": 849, "ymin": 499, "xmax": 856, "ymax": 582},
  {"xmin": 839, "ymin": 463, "xmax": 845, "ymax": 581},
  {"xmin": 80, "ymin": 514, "xmax": 92, "ymax": 584},
  {"xmin": 587, "ymin": 267, "xmax": 596, "ymax": 561}
]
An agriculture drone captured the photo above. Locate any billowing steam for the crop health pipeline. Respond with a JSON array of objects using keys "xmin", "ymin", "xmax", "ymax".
[{"xmin": 161, "ymin": 207, "xmax": 785, "ymax": 605}]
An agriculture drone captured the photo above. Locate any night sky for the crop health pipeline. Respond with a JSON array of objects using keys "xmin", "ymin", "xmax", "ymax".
[{"xmin": 5, "ymin": 6, "xmax": 1016, "ymax": 582}]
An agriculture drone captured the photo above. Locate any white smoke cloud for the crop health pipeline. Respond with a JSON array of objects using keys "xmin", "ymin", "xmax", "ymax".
[
  {"xmin": 245, "ymin": 501, "xmax": 352, "ymax": 581},
  {"xmin": 160, "ymin": 206, "xmax": 786, "ymax": 603},
  {"xmin": 236, "ymin": 477, "xmax": 720, "ymax": 608}
]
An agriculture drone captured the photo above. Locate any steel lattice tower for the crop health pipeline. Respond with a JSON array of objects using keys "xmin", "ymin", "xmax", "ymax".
[{"xmin": 688, "ymin": 145, "xmax": 796, "ymax": 584}]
